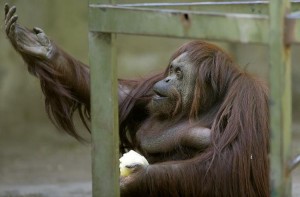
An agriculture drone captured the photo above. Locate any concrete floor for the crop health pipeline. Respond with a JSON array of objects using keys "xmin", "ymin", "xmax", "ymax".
[
  {"xmin": 0, "ymin": 121, "xmax": 92, "ymax": 197},
  {"xmin": 0, "ymin": 182, "xmax": 91, "ymax": 197},
  {"xmin": 0, "ymin": 123, "xmax": 300, "ymax": 197}
]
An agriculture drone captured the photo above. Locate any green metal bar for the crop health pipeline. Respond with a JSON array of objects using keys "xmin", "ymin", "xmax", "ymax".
[
  {"xmin": 89, "ymin": 0, "xmax": 119, "ymax": 196},
  {"xmin": 117, "ymin": 1, "xmax": 269, "ymax": 14},
  {"xmin": 90, "ymin": 5, "xmax": 269, "ymax": 44},
  {"xmin": 119, "ymin": 1, "xmax": 268, "ymax": 14},
  {"xmin": 89, "ymin": 32, "xmax": 119, "ymax": 197},
  {"xmin": 269, "ymin": 0, "xmax": 292, "ymax": 196},
  {"xmin": 116, "ymin": 1, "xmax": 300, "ymax": 14}
]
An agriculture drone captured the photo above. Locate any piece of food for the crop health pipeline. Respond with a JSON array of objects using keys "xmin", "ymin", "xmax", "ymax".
[{"xmin": 119, "ymin": 150, "xmax": 149, "ymax": 177}]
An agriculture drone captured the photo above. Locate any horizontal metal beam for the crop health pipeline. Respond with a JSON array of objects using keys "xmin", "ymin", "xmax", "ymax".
[
  {"xmin": 90, "ymin": 5, "xmax": 269, "ymax": 44},
  {"xmin": 116, "ymin": 1, "xmax": 300, "ymax": 15},
  {"xmin": 116, "ymin": 1, "xmax": 269, "ymax": 14}
]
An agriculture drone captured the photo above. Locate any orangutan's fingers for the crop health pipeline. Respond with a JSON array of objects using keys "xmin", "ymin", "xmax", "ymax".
[
  {"xmin": 33, "ymin": 27, "xmax": 44, "ymax": 34},
  {"xmin": 5, "ymin": 5, "xmax": 16, "ymax": 25},
  {"xmin": 4, "ymin": 4, "xmax": 10, "ymax": 19},
  {"xmin": 6, "ymin": 15, "xmax": 18, "ymax": 35},
  {"xmin": 9, "ymin": 23, "xmax": 16, "ymax": 36}
]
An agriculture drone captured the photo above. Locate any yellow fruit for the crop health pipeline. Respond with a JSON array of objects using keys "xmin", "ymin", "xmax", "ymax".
[
  {"xmin": 120, "ymin": 166, "xmax": 132, "ymax": 177},
  {"xmin": 119, "ymin": 150, "xmax": 149, "ymax": 177}
]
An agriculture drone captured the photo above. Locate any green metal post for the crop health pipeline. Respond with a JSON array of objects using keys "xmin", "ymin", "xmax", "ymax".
[
  {"xmin": 89, "ymin": 0, "xmax": 119, "ymax": 197},
  {"xmin": 269, "ymin": 0, "xmax": 292, "ymax": 196}
]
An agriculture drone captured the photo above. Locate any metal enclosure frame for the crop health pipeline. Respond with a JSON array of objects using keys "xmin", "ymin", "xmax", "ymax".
[{"xmin": 88, "ymin": 1, "xmax": 300, "ymax": 196}]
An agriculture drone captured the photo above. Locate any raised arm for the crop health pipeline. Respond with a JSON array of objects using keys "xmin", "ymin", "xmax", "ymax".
[
  {"xmin": 4, "ymin": 4, "xmax": 139, "ymax": 141},
  {"xmin": 5, "ymin": 5, "xmax": 90, "ymax": 104},
  {"xmin": 4, "ymin": 4, "xmax": 91, "ymax": 140}
]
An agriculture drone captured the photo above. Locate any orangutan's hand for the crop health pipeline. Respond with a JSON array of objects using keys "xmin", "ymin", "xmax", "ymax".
[{"xmin": 4, "ymin": 4, "xmax": 53, "ymax": 59}]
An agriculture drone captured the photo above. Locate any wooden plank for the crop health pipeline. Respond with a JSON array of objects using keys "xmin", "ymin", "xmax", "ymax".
[
  {"xmin": 89, "ymin": 32, "xmax": 119, "ymax": 197},
  {"xmin": 89, "ymin": 5, "xmax": 269, "ymax": 44},
  {"xmin": 115, "ymin": 1, "xmax": 300, "ymax": 14},
  {"xmin": 269, "ymin": 0, "xmax": 292, "ymax": 196},
  {"xmin": 116, "ymin": 1, "xmax": 270, "ymax": 14},
  {"xmin": 89, "ymin": 0, "xmax": 119, "ymax": 196}
]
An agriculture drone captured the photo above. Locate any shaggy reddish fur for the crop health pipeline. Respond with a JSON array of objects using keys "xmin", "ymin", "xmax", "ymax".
[{"xmin": 18, "ymin": 39, "xmax": 269, "ymax": 197}]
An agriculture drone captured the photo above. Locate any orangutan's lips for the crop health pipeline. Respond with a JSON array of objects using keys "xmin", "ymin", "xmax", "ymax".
[
  {"xmin": 153, "ymin": 90, "xmax": 167, "ymax": 100},
  {"xmin": 153, "ymin": 95, "xmax": 166, "ymax": 100}
]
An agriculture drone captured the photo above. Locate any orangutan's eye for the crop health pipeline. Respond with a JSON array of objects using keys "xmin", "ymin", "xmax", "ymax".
[
  {"xmin": 175, "ymin": 68, "xmax": 183, "ymax": 79},
  {"xmin": 169, "ymin": 66, "xmax": 174, "ymax": 75}
]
